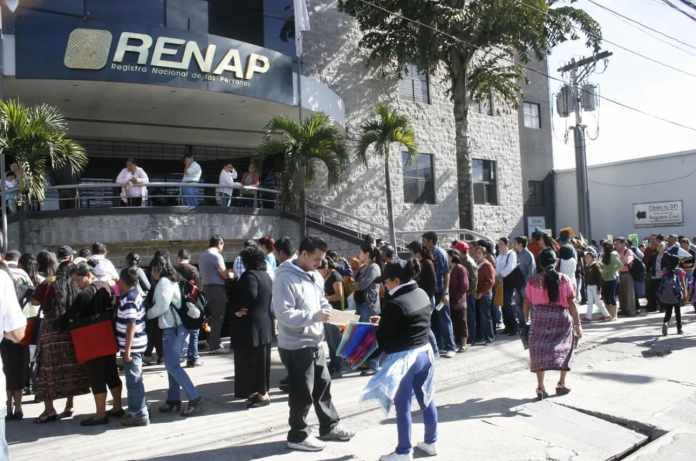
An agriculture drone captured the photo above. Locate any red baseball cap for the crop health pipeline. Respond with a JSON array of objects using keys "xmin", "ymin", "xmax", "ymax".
[{"xmin": 453, "ymin": 241, "xmax": 470, "ymax": 253}]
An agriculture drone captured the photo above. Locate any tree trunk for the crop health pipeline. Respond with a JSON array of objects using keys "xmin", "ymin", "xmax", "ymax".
[
  {"xmin": 384, "ymin": 146, "xmax": 397, "ymax": 248},
  {"xmin": 451, "ymin": 54, "xmax": 474, "ymax": 231}
]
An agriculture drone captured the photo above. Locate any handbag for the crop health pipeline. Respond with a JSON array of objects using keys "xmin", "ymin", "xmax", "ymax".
[
  {"xmin": 19, "ymin": 316, "xmax": 41, "ymax": 347},
  {"xmin": 69, "ymin": 319, "xmax": 118, "ymax": 364}
]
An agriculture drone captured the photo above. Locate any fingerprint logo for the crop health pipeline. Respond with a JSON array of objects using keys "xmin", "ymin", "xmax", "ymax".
[{"xmin": 64, "ymin": 28, "xmax": 113, "ymax": 70}]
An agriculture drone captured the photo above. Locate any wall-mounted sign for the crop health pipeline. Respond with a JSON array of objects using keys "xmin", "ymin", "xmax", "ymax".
[
  {"xmin": 633, "ymin": 200, "xmax": 683, "ymax": 228},
  {"xmin": 527, "ymin": 216, "xmax": 546, "ymax": 234},
  {"xmin": 15, "ymin": 14, "xmax": 294, "ymax": 105}
]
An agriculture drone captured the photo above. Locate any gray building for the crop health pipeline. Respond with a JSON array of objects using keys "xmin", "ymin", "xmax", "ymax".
[
  {"xmin": 1, "ymin": 1, "xmax": 553, "ymax": 255},
  {"xmin": 555, "ymin": 149, "xmax": 696, "ymax": 240},
  {"xmin": 518, "ymin": 58, "xmax": 556, "ymax": 236}
]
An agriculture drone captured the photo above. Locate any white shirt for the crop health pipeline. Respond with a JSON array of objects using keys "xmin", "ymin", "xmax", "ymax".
[
  {"xmin": 90, "ymin": 254, "xmax": 120, "ymax": 283},
  {"xmin": 388, "ymin": 280, "xmax": 417, "ymax": 296},
  {"xmin": 116, "ymin": 167, "xmax": 149, "ymax": 198},
  {"xmin": 218, "ymin": 168, "xmax": 238, "ymax": 195},
  {"xmin": 183, "ymin": 161, "xmax": 202, "ymax": 183},
  {"xmin": 495, "ymin": 249, "xmax": 517, "ymax": 278},
  {"xmin": 559, "ymin": 257, "xmax": 577, "ymax": 281},
  {"xmin": 0, "ymin": 270, "xmax": 27, "ymax": 415}
]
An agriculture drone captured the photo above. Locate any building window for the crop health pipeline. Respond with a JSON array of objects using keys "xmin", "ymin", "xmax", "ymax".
[
  {"xmin": 527, "ymin": 180, "xmax": 545, "ymax": 207},
  {"xmin": 478, "ymin": 92, "xmax": 495, "ymax": 116},
  {"xmin": 402, "ymin": 153, "xmax": 435, "ymax": 204},
  {"xmin": 522, "ymin": 102, "xmax": 541, "ymax": 129},
  {"xmin": 473, "ymin": 159, "xmax": 498, "ymax": 205},
  {"xmin": 399, "ymin": 64, "xmax": 430, "ymax": 104}
]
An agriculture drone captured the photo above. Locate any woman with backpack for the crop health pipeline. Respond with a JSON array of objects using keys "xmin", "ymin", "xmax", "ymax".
[
  {"xmin": 659, "ymin": 254, "xmax": 687, "ymax": 336},
  {"xmin": 147, "ymin": 254, "xmax": 202, "ymax": 416}
]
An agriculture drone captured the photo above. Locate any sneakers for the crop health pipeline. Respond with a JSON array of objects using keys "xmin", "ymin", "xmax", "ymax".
[
  {"xmin": 662, "ymin": 323, "xmax": 668, "ymax": 336},
  {"xmin": 287, "ymin": 436, "xmax": 326, "ymax": 452},
  {"xmin": 379, "ymin": 452, "xmax": 413, "ymax": 461},
  {"xmin": 415, "ymin": 442, "xmax": 437, "ymax": 456},
  {"xmin": 318, "ymin": 425, "xmax": 354, "ymax": 442},
  {"xmin": 121, "ymin": 414, "xmax": 150, "ymax": 427},
  {"xmin": 440, "ymin": 350, "xmax": 455, "ymax": 358}
]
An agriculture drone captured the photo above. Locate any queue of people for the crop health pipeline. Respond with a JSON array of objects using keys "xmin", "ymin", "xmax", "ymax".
[{"xmin": 1, "ymin": 228, "xmax": 694, "ymax": 460}]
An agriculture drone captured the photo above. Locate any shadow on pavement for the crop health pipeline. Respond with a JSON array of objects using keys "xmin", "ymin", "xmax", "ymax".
[
  {"xmin": 580, "ymin": 371, "xmax": 656, "ymax": 384},
  {"xmin": 142, "ymin": 440, "xmax": 291, "ymax": 461}
]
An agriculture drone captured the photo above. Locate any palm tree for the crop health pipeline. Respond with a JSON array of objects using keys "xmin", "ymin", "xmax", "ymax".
[
  {"xmin": 0, "ymin": 99, "xmax": 87, "ymax": 251},
  {"xmin": 259, "ymin": 112, "xmax": 348, "ymax": 238},
  {"xmin": 356, "ymin": 103, "xmax": 416, "ymax": 247},
  {"xmin": 0, "ymin": 99, "xmax": 87, "ymax": 204}
]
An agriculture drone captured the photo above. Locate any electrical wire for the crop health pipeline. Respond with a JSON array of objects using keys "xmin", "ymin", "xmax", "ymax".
[
  {"xmin": 658, "ymin": 0, "xmax": 696, "ymax": 22},
  {"xmin": 677, "ymin": 0, "xmax": 696, "ymax": 13},
  {"xmin": 590, "ymin": 164, "xmax": 696, "ymax": 188},
  {"xmin": 600, "ymin": 38, "xmax": 696, "ymax": 79},
  {"xmin": 353, "ymin": 0, "xmax": 696, "ymax": 134},
  {"xmin": 587, "ymin": 0, "xmax": 696, "ymax": 53}
]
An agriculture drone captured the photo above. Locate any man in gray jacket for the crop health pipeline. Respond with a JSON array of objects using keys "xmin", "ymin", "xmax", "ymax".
[{"xmin": 272, "ymin": 237, "xmax": 354, "ymax": 452}]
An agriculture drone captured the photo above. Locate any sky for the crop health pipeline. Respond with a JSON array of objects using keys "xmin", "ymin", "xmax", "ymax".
[{"xmin": 548, "ymin": 0, "xmax": 696, "ymax": 169}]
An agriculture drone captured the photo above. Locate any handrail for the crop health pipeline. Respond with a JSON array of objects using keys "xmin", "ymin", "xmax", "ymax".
[
  {"xmin": 396, "ymin": 228, "xmax": 495, "ymax": 244},
  {"xmin": 305, "ymin": 199, "xmax": 388, "ymax": 232}
]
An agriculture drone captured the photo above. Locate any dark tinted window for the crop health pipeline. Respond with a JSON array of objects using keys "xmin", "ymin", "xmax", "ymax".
[
  {"xmin": 209, "ymin": 0, "xmax": 264, "ymax": 46},
  {"xmin": 402, "ymin": 153, "xmax": 435, "ymax": 204},
  {"xmin": 527, "ymin": 180, "xmax": 545, "ymax": 207}
]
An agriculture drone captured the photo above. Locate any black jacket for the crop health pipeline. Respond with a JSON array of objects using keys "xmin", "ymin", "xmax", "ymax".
[
  {"xmin": 229, "ymin": 270, "xmax": 273, "ymax": 348},
  {"xmin": 376, "ymin": 283, "xmax": 431, "ymax": 354}
]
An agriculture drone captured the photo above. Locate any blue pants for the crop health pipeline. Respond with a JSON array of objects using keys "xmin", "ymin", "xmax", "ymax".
[
  {"xmin": 466, "ymin": 294, "xmax": 477, "ymax": 345},
  {"xmin": 187, "ymin": 329, "xmax": 200, "ymax": 361},
  {"xmin": 182, "ymin": 185, "xmax": 200, "ymax": 206},
  {"xmin": 394, "ymin": 350, "xmax": 438, "ymax": 455},
  {"xmin": 163, "ymin": 325, "xmax": 200, "ymax": 402},
  {"xmin": 431, "ymin": 300, "xmax": 456, "ymax": 352},
  {"xmin": 502, "ymin": 283, "xmax": 518, "ymax": 333},
  {"xmin": 124, "ymin": 352, "xmax": 148, "ymax": 418},
  {"xmin": 477, "ymin": 294, "xmax": 495, "ymax": 342}
]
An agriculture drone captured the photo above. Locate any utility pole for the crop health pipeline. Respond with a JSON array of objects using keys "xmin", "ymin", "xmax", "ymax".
[{"xmin": 557, "ymin": 51, "xmax": 612, "ymax": 241}]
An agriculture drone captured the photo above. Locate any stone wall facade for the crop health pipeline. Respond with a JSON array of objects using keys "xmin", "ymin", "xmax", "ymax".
[{"xmin": 302, "ymin": 1, "xmax": 524, "ymax": 240}]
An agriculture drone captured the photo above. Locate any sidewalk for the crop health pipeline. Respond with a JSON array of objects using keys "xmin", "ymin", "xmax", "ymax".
[{"xmin": 8, "ymin": 309, "xmax": 696, "ymax": 460}]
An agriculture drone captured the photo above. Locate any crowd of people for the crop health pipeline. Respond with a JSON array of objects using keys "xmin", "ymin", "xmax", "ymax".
[{"xmin": 0, "ymin": 228, "xmax": 693, "ymax": 460}]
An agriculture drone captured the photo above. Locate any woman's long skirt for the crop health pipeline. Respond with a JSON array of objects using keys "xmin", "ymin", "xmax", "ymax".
[
  {"xmin": 233, "ymin": 344, "xmax": 271, "ymax": 399},
  {"xmin": 528, "ymin": 305, "xmax": 575, "ymax": 372}
]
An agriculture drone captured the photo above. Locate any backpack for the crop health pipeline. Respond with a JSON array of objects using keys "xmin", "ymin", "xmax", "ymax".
[
  {"xmin": 657, "ymin": 271, "xmax": 683, "ymax": 305},
  {"xmin": 630, "ymin": 256, "xmax": 646, "ymax": 282},
  {"xmin": 174, "ymin": 279, "xmax": 207, "ymax": 330}
]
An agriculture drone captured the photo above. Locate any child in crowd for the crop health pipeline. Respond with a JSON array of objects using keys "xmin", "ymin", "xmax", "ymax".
[
  {"xmin": 583, "ymin": 249, "xmax": 611, "ymax": 322},
  {"xmin": 658, "ymin": 254, "xmax": 687, "ymax": 336},
  {"xmin": 117, "ymin": 268, "xmax": 150, "ymax": 426}
]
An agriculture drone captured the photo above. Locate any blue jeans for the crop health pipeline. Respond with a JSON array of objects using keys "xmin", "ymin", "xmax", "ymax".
[
  {"xmin": 431, "ymin": 295, "xmax": 456, "ymax": 352},
  {"xmin": 394, "ymin": 350, "xmax": 438, "ymax": 454},
  {"xmin": 187, "ymin": 329, "xmax": 200, "ymax": 361},
  {"xmin": 0, "ymin": 405, "xmax": 7, "ymax": 460},
  {"xmin": 477, "ymin": 294, "xmax": 495, "ymax": 342},
  {"xmin": 163, "ymin": 325, "xmax": 200, "ymax": 402},
  {"xmin": 124, "ymin": 352, "xmax": 148, "ymax": 418},
  {"xmin": 181, "ymin": 185, "xmax": 200, "ymax": 206},
  {"xmin": 466, "ymin": 294, "xmax": 477, "ymax": 344},
  {"xmin": 502, "ymin": 283, "xmax": 518, "ymax": 333}
]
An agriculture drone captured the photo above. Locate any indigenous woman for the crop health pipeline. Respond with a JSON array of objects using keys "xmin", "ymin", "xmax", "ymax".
[{"xmin": 524, "ymin": 248, "xmax": 582, "ymax": 401}]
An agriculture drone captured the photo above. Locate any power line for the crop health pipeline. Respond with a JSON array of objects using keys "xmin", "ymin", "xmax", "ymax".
[
  {"xmin": 352, "ymin": 0, "xmax": 696, "ymax": 134},
  {"xmin": 601, "ymin": 38, "xmax": 696, "ymax": 79},
  {"xmin": 677, "ymin": 0, "xmax": 696, "ymax": 13},
  {"xmin": 658, "ymin": 0, "xmax": 696, "ymax": 22},
  {"xmin": 587, "ymin": 0, "xmax": 696, "ymax": 52},
  {"xmin": 590, "ymin": 165, "xmax": 696, "ymax": 188}
]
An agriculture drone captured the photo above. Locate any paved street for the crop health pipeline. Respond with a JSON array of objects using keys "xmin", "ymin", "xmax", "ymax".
[{"xmin": 9, "ymin": 309, "xmax": 696, "ymax": 461}]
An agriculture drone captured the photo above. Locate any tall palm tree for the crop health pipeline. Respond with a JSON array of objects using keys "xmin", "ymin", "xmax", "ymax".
[
  {"xmin": 356, "ymin": 103, "xmax": 416, "ymax": 247},
  {"xmin": 0, "ymin": 99, "xmax": 87, "ymax": 204},
  {"xmin": 259, "ymin": 112, "xmax": 348, "ymax": 238}
]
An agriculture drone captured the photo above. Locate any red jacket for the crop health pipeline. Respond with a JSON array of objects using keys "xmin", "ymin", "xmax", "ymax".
[
  {"xmin": 449, "ymin": 263, "xmax": 469, "ymax": 310},
  {"xmin": 477, "ymin": 260, "xmax": 496, "ymax": 297}
]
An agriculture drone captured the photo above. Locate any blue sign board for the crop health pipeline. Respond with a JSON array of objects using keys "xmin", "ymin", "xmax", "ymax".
[{"xmin": 15, "ymin": 13, "xmax": 295, "ymax": 106}]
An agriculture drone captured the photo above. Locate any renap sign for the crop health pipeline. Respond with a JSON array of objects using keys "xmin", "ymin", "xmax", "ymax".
[{"xmin": 65, "ymin": 29, "xmax": 271, "ymax": 80}]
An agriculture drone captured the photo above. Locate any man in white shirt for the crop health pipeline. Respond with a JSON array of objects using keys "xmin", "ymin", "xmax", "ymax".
[
  {"xmin": 116, "ymin": 159, "xmax": 149, "ymax": 207},
  {"xmin": 0, "ymin": 263, "xmax": 27, "ymax": 460},
  {"xmin": 90, "ymin": 242, "xmax": 120, "ymax": 286},
  {"xmin": 495, "ymin": 237, "xmax": 518, "ymax": 335},
  {"xmin": 218, "ymin": 163, "xmax": 238, "ymax": 207},
  {"xmin": 182, "ymin": 153, "xmax": 202, "ymax": 207}
]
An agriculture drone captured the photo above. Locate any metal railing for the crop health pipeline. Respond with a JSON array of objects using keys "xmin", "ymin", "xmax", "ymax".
[{"xmin": 2, "ymin": 181, "xmax": 282, "ymax": 211}]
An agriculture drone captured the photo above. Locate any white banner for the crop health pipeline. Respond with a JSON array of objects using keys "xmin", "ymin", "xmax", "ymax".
[{"xmin": 293, "ymin": 0, "xmax": 311, "ymax": 57}]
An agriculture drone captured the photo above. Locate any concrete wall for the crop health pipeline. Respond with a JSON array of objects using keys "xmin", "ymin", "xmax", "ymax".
[
  {"xmin": 8, "ymin": 209, "xmax": 302, "ymax": 263},
  {"xmin": 555, "ymin": 150, "xmax": 696, "ymax": 240},
  {"xmin": 519, "ymin": 58, "xmax": 555, "ymax": 234},
  {"xmin": 302, "ymin": 1, "xmax": 523, "ymax": 240}
]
